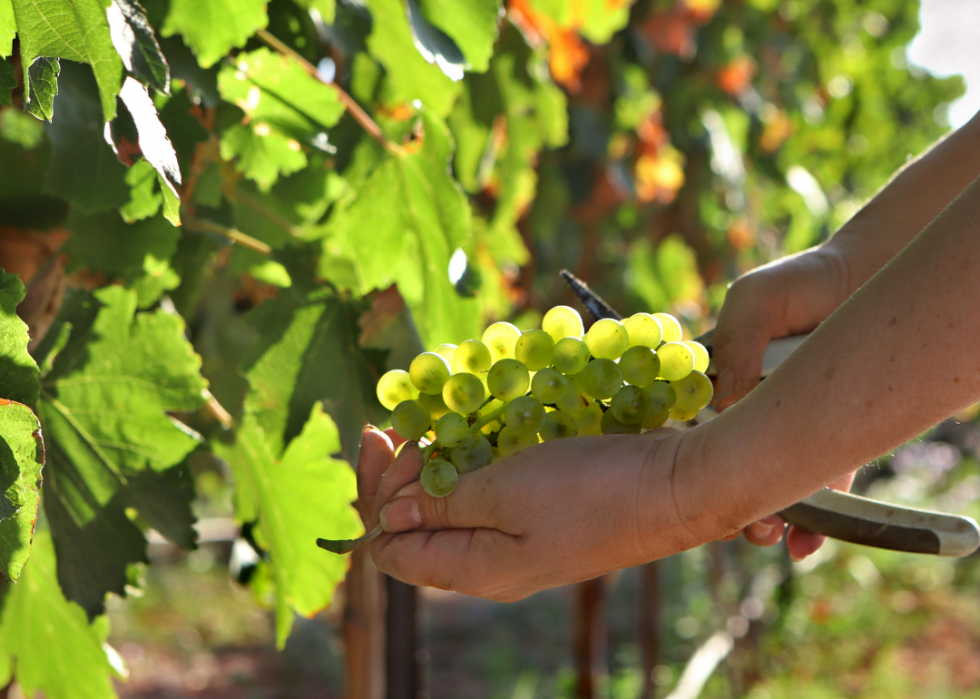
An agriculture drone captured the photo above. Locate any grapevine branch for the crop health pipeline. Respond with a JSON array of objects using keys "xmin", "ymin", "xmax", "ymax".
[
  {"xmin": 255, "ymin": 29, "xmax": 405, "ymax": 157},
  {"xmin": 184, "ymin": 218, "xmax": 273, "ymax": 256}
]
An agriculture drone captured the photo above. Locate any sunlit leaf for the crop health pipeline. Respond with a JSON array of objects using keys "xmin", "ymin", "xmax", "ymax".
[{"xmin": 162, "ymin": 0, "xmax": 268, "ymax": 68}]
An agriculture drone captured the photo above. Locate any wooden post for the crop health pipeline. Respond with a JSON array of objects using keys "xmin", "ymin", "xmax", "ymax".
[
  {"xmin": 343, "ymin": 549, "xmax": 387, "ymax": 699},
  {"xmin": 573, "ymin": 577, "xmax": 607, "ymax": 699},
  {"xmin": 385, "ymin": 578, "xmax": 419, "ymax": 699},
  {"xmin": 639, "ymin": 562, "xmax": 661, "ymax": 699}
]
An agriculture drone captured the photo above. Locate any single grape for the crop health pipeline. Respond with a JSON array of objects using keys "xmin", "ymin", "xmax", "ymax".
[
  {"xmin": 531, "ymin": 367, "xmax": 568, "ymax": 404},
  {"xmin": 434, "ymin": 344, "xmax": 458, "ymax": 365},
  {"xmin": 391, "ymin": 400, "xmax": 431, "ymax": 441},
  {"xmin": 542, "ymin": 305, "xmax": 584, "ymax": 342},
  {"xmin": 515, "ymin": 329, "xmax": 555, "ymax": 371},
  {"xmin": 496, "ymin": 425, "xmax": 540, "ymax": 458},
  {"xmin": 487, "ymin": 358, "xmax": 530, "ymax": 402},
  {"xmin": 575, "ymin": 401, "xmax": 603, "ymax": 436},
  {"xmin": 450, "ymin": 434, "xmax": 493, "ymax": 473},
  {"xmin": 421, "ymin": 458, "xmax": 458, "ymax": 497},
  {"xmin": 442, "ymin": 372, "xmax": 486, "ymax": 415},
  {"xmin": 610, "ymin": 385, "xmax": 652, "ymax": 425},
  {"xmin": 601, "ymin": 409, "xmax": 641, "ymax": 434},
  {"xmin": 641, "ymin": 410, "xmax": 671, "ymax": 430},
  {"xmin": 624, "ymin": 313, "xmax": 663, "ymax": 349},
  {"xmin": 482, "ymin": 322, "xmax": 521, "ymax": 363},
  {"xmin": 643, "ymin": 381, "xmax": 677, "ymax": 414},
  {"xmin": 657, "ymin": 342, "xmax": 695, "ymax": 381},
  {"xmin": 619, "ymin": 345, "xmax": 661, "ymax": 387},
  {"xmin": 585, "ymin": 318, "xmax": 630, "ymax": 360},
  {"xmin": 435, "ymin": 412, "xmax": 469, "ymax": 446},
  {"xmin": 555, "ymin": 374, "xmax": 591, "ymax": 414},
  {"xmin": 504, "ymin": 396, "xmax": 547, "ymax": 435},
  {"xmin": 553, "ymin": 337, "xmax": 591, "ymax": 375},
  {"xmin": 653, "ymin": 313, "xmax": 683, "ymax": 343},
  {"xmin": 376, "ymin": 370, "xmax": 419, "ymax": 411},
  {"xmin": 540, "ymin": 411, "xmax": 579, "ymax": 441},
  {"xmin": 409, "ymin": 352, "xmax": 452, "ymax": 395},
  {"xmin": 453, "ymin": 339, "xmax": 492, "ymax": 375},
  {"xmin": 581, "ymin": 358, "xmax": 623, "ymax": 400},
  {"xmin": 670, "ymin": 371, "xmax": 714, "ymax": 414},
  {"xmin": 418, "ymin": 392, "xmax": 451, "ymax": 420},
  {"xmin": 683, "ymin": 341, "xmax": 710, "ymax": 373},
  {"xmin": 669, "ymin": 406, "xmax": 701, "ymax": 423}
]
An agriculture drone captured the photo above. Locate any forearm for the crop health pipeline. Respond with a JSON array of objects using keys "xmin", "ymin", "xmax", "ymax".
[
  {"xmin": 672, "ymin": 173, "xmax": 980, "ymax": 542},
  {"xmin": 827, "ymin": 110, "xmax": 980, "ymax": 286}
]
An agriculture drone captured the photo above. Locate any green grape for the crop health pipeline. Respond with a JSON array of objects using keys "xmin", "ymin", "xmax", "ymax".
[
  {"xmin": 409, "ymin": 352, "xmax": 452, "ymax": 395},
  {"xmin": 443, "ymin": 372, "xmax": 486, "ymax": 415},
  {"xmin": 610, "ymin": 385, "xmax": 652, "ymax": 425},
  {"xmin": 684, "ymin": 341, "xmax": 710, "ymax": 373},
  {"xmin": 421, "ymin": 458, "xmax": 458, "ymax": 497},
  {"xmin": 542, "ymin": 305, "xmax": 584, "ymax": 342},
  {"xmin": 515, "ymin": 329, "xmax": 555, "ymax": 371},
  {"xmin": 434, "ymin": 344, "xmax": 458, "ymax": 364},
  {"xmin": 435, "ymin": 412, "xmax": 469, "ymax": 446},
  {"xmin": 581, "ymin": 358, "xmax": 623, "ymax": 400},
  {"xmin": 540, "ymin": 411, "xmax": 579, "ymax": 441},
  {"xmin": 670, "ymin": 371, "xmax": 714, "ymax": 414},
  {"xmin": 450, "ymin": 434, "xmax": 493, "ymax": 473},
  {"xmin": 619, "ymin": 346, "xmax": 661, "ymax": 387},
  {"xmin": 531, "ymin": 367, "xmax": 568, "ymax": 404},
  {"xmin": 482, "ymin": 321, "xmax": 521, "ymax": 363},
  {"xmin": 641, "ymin": 410, "xmax": 671, "ymax": 430},
  {"xmin": 643, "ymin": 381, "xmax": 676, "ymax": 414},
  {"xmin": 376, "ymin": 370, "xmax": 420, "ymax": 411},
  {"xmin": 575, "ymin": 401, "xmax": 603, "ymax": 435},
  {"xmin": 670, "ymin": 406, "xmax": 701, "ymax": 422},
  {"xmin": 654, "ymin": 313, "xmax": 683, "ymax": 343},
  {"xmin": 391, "ymin": 400, "xmax": 431, "ymax": 441},
  {"xmin": 657, "ymin": 342, "xmax": 695, "ymax": 381},
  {"xmin": 487, "ymin": 358, "xmax": 530, "ymax": 402},
  {"xmin": 585, "ymin": 318, "xmax": 630, "ymax": 360},
  {"xmin": 624, "ymin": 313, "xmax": 663, "ymax": 349},
  {"xmin": 601, "ymin": 409, "xmax": 641, "ymax": 434},
  {"xmin": 504, "ymin": 396, "xmax": 547, "ymax": 435},
  {"xmin": 555, "ymin": 373, "xmax": 591, "ymax": 414},
  {"xmin": 418, "ymin": 392, "xmax": 451, "ymax": 420},
  {"xmin": 553, "ymin": 337, "xmax": 591, "ymax": 375},
  {"xmin": 453, "ymin": 339, "xmax": 492, "ymax": 375},
  {"xmin": 497, "ymin": 425, "xmax": 539, "ymax": 458}
]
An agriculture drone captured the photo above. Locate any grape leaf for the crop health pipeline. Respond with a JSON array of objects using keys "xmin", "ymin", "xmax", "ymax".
[
  {"xmin": 36, "ymin": 286, "xmax": 206, "ymax": 616},
  {"xmin": 406, "ymin": 0, "xmax": 465, "ymax": 82},
  {"xmin": 242, "ymin": 286, "xmax": 386, "ymax": 461},
  {"xmin": 0, "ymin": 270, "xmax": 39, "ymax": 407},
  {"xmin": 162, "ymin": 0, "xmax": 268, "ymax": 69},
  {"xmin": 366, "ymin": 0, "xmax": 459, "ymax": 117},
  {"xmin": 25, "ymin": 56, "xmax": 59, "ymax": 121},
  {"xmin": 107, "ymin": 0, "xmax": 170, "ymax": 93},
  {"xmin": 11, "ymin": 0, "xmax": 123, "ymax": 121},
  {"xmin": 0, "ymin": 401, "xmax": 43, "ymax": 582},
  {"xmin": 119, "ymin": 77, "xmax": 181, "ymax": 197},
  {"xmin": 45, "ymin": 62, "xmax": 128, "ymax": 213},
  {"xmin": 327, "ymin": 112, "xmax": 481, "ymax": 347},
  {"xmin": 0, "ymin": 0, "xmax": 13, "ymax": 58},
  {"xmin": 416, "ymin": 0, "xmax": 500, "ymax": 74},
  {"xmin": 0, "ymin": 57, "xmax": 14, "ymax": 106},
  {"xmin": 219, "ymin": 123, "xmax": 308, "ymax": 191},
  {"xmin": 0, "ymin": 530, "xmax": 124, "ymax": 699},
  {"xmin": 213, "ymin": 404, "xmax": 361, "ymax": 648},
  {"xmin": 120, "ymin": 159, "xmax": 162, "ymax": 222}
]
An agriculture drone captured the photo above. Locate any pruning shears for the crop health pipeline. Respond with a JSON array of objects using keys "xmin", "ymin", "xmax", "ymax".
[{"xmin": 562, "ymin": 270, "xmax": 980, "ymax": 557}]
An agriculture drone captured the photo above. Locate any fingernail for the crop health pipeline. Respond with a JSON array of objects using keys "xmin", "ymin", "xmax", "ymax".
[
  {"xmin": 713, "ymin": 369, "xmax": 734, "ymax": 406},
  {"xmin": 752, "ymin": 521, "xmax": 774, "ymax": 538},
  {"xmin": 380, "ymin": 498, "xmax": 422, "ymax": 532},
  {"xmin": 363, "ymin": 424, "xmax": 378, "ymax": 434}
]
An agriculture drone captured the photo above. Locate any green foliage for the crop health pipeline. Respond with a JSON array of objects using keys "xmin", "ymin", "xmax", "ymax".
[
  {"xmin": 0, "ymin": 271, "xmax": 39, "ymax": 407},
  {"xmin": 162, "ymin": 0, "xmax": 268, "ymax": 68},
  {"xmin": 25, "ymin": 56, "xmax": 59, "ymax": 121}
]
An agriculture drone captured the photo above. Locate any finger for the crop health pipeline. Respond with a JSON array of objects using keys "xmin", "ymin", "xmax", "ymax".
[
  {"xmin": 744, "ymin": 514, "xmax": 787, "ymax": 547},
  {"xmin": 719, "ymin": 529, "xmax": 742, "ymax": 541},
  {"xmin": 711, "ymin": 285, "xmax": 773, "ymax": 411},
  {"xmin": 828, "ymin": 471, "xmax": 856, "ymax": 492},
  {"xmin": 379, "ymin": 466, "xmax": 509, "ymax": 534},
  {"xmin": 786, "ymin": 527, "xmax": 826, "ymax": 562},
  {"xmin": 369, "ymin": 440, "xmax": 424, "ymax": 528},
  {"xmin": 355, "ymin": 427, "xmax": 395, "ymax": 523}
]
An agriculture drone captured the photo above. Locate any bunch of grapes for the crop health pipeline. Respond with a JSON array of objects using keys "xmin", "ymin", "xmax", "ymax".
[{"xmin": 375, "ymin": 307, "xmax": 713, "ymax": 497}]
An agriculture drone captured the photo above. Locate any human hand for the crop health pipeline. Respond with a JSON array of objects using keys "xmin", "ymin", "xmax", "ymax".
[{"xmin": 356, "ymin": 427, "xmax": 707, "ymax": 601}]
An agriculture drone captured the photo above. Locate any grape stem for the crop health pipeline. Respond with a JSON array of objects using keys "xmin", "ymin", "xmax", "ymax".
[
  {"xmin": 472, "ymin": 404, "xmax": 506, "ymax": 432},
  {"xmin": 422, "ymin": 441, "xmax": 442, "ymax": 463}
]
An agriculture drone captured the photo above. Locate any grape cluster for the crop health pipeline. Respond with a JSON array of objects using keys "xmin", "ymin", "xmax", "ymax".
[{"xmin": 376, "ymin": 307, "xmax": 713, "ymax": 497}]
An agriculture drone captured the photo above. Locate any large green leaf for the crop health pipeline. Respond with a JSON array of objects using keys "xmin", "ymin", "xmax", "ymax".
[
  {"xmin": 0, "ymin": 401, "xmax": 43, "ymax": 582},
  {"xmin": 106, "ymin": 0, "xmax": 170, "ymax": 93},
  {"xmin": 0, "ymin": 271, "xmax": 39, "ymax": 407},
  {"xmin": 214, "ymin": 404, "xmax": 361, "ymax": 648},
  {"xmin": 11, "ymin": 0, "xmax": 123, "ymax": 120},
  {"xmin": 417, "ymin": 0, "xmax": 500, "ymax": 73},
  {"xmin": 0, "ymin": 0, "xmax": 13, "ymax": 57},
  {"xmin": 327, "ymin": 112, "xmax": 481, "ymax": 347},
  {"xmin": 25, "ymin": 56, "xmax": 60, "ymax": 121},
  {"xmin": 219, "ymin": 123, "xmax": 308, "ymax": 191},
  {"xmin": 366, "ymin": 0, "xmax": 459, "ymax": 117},
  {"xmin": 162, "ymin": 0, "xmax": 268, "ymax": 68},
  {"xmin": 0, "ymin": 530, "xmax": 124, "ymax": 699},
  {"xmin": 242, "ymin": 286, "xmax": 386, "ymax": 461},
  {"xmin": 37, "ymin": 287, "xmax": 206, "ymax": 616}
]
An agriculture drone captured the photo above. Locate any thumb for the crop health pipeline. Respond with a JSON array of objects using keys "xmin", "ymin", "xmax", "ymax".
[
  {"xmin": 711, "ymin": 307, "xmax": 771, "ymax": 411},
  {"xmin": 379, "ymin": 470, "xmax": 499, "ymax": 533}
]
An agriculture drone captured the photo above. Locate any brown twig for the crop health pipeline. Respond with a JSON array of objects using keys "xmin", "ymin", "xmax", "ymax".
[
  {"xmin": 255, "ymin": 28, "xmax": 404, "ymax": 157},
  {"xmin": 184, "ymin": 218, "xmax": 273, "ymax": 257},
  {"xmin": 202, "ymin": 389, "xmax": 234, "ymax": 429}
]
